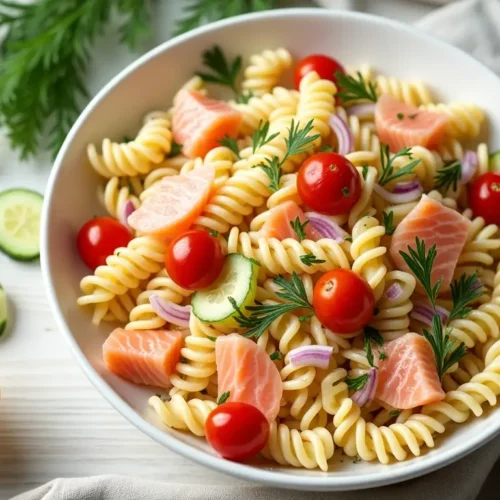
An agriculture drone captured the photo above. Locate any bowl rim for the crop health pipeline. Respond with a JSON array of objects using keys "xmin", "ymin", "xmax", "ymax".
[{"xmin": 41, "ymin": 7, "xmax": 500, "ymax": 491}]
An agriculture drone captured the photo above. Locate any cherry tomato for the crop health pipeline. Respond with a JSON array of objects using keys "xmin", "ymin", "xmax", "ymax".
[
  {"xmin": 205, "ymin": 402, "xmax": 269, "ymax": 461},
  {"xmin": 77, "ymin": 216, "xmax": 132, "ymax": 270},
  {"xmin": 294, "ymin": 54, "xmax": 345, "ymax": 90},
  {"xmin": 469, "ymin": 172, "xmax": 500, "ymax": 225},
  {"xmin": 165, "ymin": 230, "xmax": 224, "ymax": 290},
  {"xmin": 313, "ymin": 269, "xmax": 375, "ymax": 334},
  {"xmin": 297, "ymin": 152, "xmax": 361, "ymax": 215}
]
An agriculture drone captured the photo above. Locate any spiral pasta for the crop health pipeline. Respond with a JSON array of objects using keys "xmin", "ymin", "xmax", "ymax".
[
  {"xmin": 98, "ymin": 176, "xmax": 142, "ymax": 221},
  {"xmin": 262, "ymin": 422, "xmax": 334, "ymax": 471},
  {"xmin": 241, "ymin": 48, "xmax": 292, "ymax": 96},
  {"xmin": 149, "ymin": 394, "xmax": 217, "ymax": 436},
  {"xmin": 87, "ymin": 114, "xmax": 173, "ymax": 178},
  {"xmin": 421, "ymin": 102, "xmax": 485, "ymax": 140},
  {"xmin": 77, "ymin": 236, "xmax": 168, "ymax": 325}
]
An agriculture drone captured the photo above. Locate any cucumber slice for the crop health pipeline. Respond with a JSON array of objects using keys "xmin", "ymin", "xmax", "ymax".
[
  {"xmin": 192, "ymin": 253, "xmax": 258, "ymax": 326},
  {"xmin": 489, "ymin": 151, "xmax": 500, "ymax": 172},
  {"xmin": 0, "ymin": 188, "xmax": 43, "ymax": 261},
  {"xmin": 0, "ymin": 284, "xmax": 7, "ymax": 338}
]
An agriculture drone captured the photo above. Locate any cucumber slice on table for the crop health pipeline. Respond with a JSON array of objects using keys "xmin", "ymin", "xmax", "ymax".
[
  {"xmin": 0, "ymin": 284, "xmax": 7, "ymax": 338},
  {"xmin": 192, "ymin": 253, "xmax": 259, "ymax": 327},
  {"xmin": 489, "ymin": 151, "xmax": 500, "ymax": 172},
  {"xmin": 0, "ymin": 188, "xmax": 43, "ymax": 261}
]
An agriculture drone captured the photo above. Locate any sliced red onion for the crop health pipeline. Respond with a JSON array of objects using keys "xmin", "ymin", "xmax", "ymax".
[
  {"xmin": 374, "ymin": 181, "xmax": 422, "ymax": 204},
  {"xmin": 347, "ymin": 103, "xmax": 376, "ymax": 119},
  {"xmin": 121, "ymin": 200, "xmax": 136, "ymax": 229},
  {"xmin": 329, "ymin": 114, "xmax": 354, "ymax": 156},
  {"xmin": 288, "ymin": 345, "xmax": 334, "ymax": 369},
  {"xmin": 460, "ymin": 150, "xmax": 478, "ymax": 184},
  {"xmin": 352, "ymin": 368, "xmax": 378, "ymax": 407},
  {"xmin": 410, "ymin": 303, "xmax": 449, "ymax": 326},
  {"xmin": 393, "ymin": 180, "xmax": 422, "ymax": 194},
  {"xmin": 150, "ymin": 294, "xmax": 191, "ymax": 327},
  {"xmin": 305, "ymin": 212, "xmax": 347, "ymax": 243},
  {"xmin": 385, "ymin": 283, "xmax": 403, "ymax": 300}
]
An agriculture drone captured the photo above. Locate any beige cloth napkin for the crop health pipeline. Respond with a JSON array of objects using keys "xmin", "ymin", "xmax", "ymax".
[{"xmin": 12, "ymin": 0, "xmax": 500, "ymax": 499}]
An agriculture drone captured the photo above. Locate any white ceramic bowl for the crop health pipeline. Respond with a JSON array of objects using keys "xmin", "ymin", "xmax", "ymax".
[{"xmin": 41, "ymin": 8, "xmax": 500, "ymax": 491}]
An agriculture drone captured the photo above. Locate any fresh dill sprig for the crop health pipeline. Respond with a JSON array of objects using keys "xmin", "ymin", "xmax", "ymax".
[
  {"xmin": 218, "ymin": 135, "xmax": 240, "ymax": 159},
  {"xmin": 168, "ymin": 141, "xmax": 183, "ymax": 158},
  {"xmin": 363, "ymin": 326, "xmax": 386, "ymax": 368},
  {"xmin": 345, "ymin": 373, "xmax": 369, "ymax": 391},
  {"xmin": 196, "ymin": 45, "xmax": 241, "ymax": 93},
  {"xmin": 236, "ymin": 90, "xmax": 254, "ymax": 104},
  {"xmin": 255, "ymin": 119, "xmax": 319, "ymax": 192},
  {"xmin": 335, "ymin": 71, "xmax": 378, "ymax": 104},
  {"xmin": 0, "ymin": 0, "xmax": 153, "ymax": 159},
  {"xmin": 362, "ymin": 165, "xmax": 369, "ymax": 180},
  {"xmin": 434, "ymin": 160, "xmax": 462, "ymax": 192},
  {"xmin": 399, "ymin": 237, "xmax": 442, "ymax": 305},
  {"xmin": 252, "ymin": 121, "xmax": 279, "ymax": 154},
  {"xmin": 378, "ymin": 145, "xmax": 421, "ymax": 186},
  {"xmin": 399, "ymin": 238, "xmax": 482, "ymax": 379},
  {"xmin": 448, "ymin": 273, "xmax": 484, "ymax": 323},
  {"xmin": 175, "ymin": 0, "xmax": 274, "ymax": 36},
  {"xmin": 217, "ymin": 391, "xmax": 230, "ymax": 405},
  {"xmin": 290, "ymin": 217, "xmax": 309, "ymax": 242},
  {"xmin": 300, "ymin": 253, "xmax": 326, "ymax": 267},
  {"xmin": 270, "ymin": 351, "xmax": 282, "ymax": 361},
  {"xmin": 383, "ymin": 211, "xmax": 396, "ymax": 236},
  {"xmin": 230, "ymin": 272, "xmax": 313, "ymax": 339}
]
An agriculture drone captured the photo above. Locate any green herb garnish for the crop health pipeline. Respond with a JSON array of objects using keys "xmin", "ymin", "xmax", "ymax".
[
  {"xmin": 399, "ymin": 237, "xmax": 482, "ymax": 378},
  {"xmin": 378, "ymin": 145, "xmax": 421, "ymax": 186},
  {"xmin": 389, "ymin": 409, "xmax": 401, "ymax": 417},
  {"xmin": 344, "ymin": 235, "xmax": 353, "ymax": 243},
  {"xmin": 206, "ymin": 335, "xmax": 217, "ymax": 342},
  {"xmin": 362, "ymin": 165, "xmax": 369, "ymax": 180},
  {"xmin": 255, "ymin": 119, "xmax": 319, "ymax": 192},
  {"xmin": 230, "ymin": 272, "xmax": 313, "ymax": 339},
  {"xmin": 300, "ymin": 253, "xmax": 326, "ymax": 267},
  {"xmin": 319, "ymin": 145, "xmax": 334, "ymax": 152},
  {"xmin": 335, "ymin": 71, "xmax": 378, "ymax": 104},
  {"xmin": 218, "ymin": 135, "xmax": 240, "ymax": 158},
  {"xmin": 363, "ymin": 326, "xmax": 386, "ymax": 368},
  {"xmin": 236, "ymin": 90, "xmax": 254, "ymax": 104},
  {"xmin": 196, "ymin": 45, "xmax": 241, "ymax": 93},
  {"xmin": 345, "ymin": 373, "xmax": 369, "ymax": 391},
  {"xmin": 217, "ymin": 391, "xmax": 230, "ymax": 405},
  {"xmin": 209, "ymin": 230, "xmax": 219, "ymax": 238},
  {"xmin": 397, "ymin": 113, "xmax": 404, "ymax": 120},
  {"xmin": 270, "ymin": 351, "xmax": 282, "ymax": 361},
  {"xmin": 252, "ymin": 120, "xmax": 280, "ymax": 154},
  {"xmin": 383, "ymin": 211, "xmax": 396, "ymax": 236},
  {"xmin": 434, "ymin": 160, "xmax": 462, "ymax": 192},
  {"xmin": 290, "ymin": 217, "xmax": 309, "ymax": 242},
  {"xmin": 168, "ymin": 141, "xmax": 183, "ymax": 158}
]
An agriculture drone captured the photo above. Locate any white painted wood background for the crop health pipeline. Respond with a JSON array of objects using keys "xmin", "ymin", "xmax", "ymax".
[{"xmin": 0, "ymin": 2, "xmax": 438, "ymax": 498}]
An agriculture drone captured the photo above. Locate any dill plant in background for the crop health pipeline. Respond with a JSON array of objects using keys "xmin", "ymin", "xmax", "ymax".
[{"xmin": 0, "ymin": 0, "xmax": 275, "ymax": 161}]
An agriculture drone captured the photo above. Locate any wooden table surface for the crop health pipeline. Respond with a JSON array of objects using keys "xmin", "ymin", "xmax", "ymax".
[{"xmin": 0, "ymin": 2, "xmax": 439, "ymax": 498}]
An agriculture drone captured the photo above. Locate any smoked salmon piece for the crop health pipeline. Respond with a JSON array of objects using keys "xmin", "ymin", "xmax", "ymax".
[
  {"xmin": 103, "ymin": 328, "xmax": 185, "ymax": 388},
  {"xmin": 172, "ymin": 90, "xmax": 242, "ymax": 158},
  {"xmin": 259, "ymin": 201, "xmax": 322, "ymax": 241},
  {"xmin": 390, "ymin": 195, "xmax": 471, "ymax": 291},
  {"xmin": 375, "ymin": 332, "xmax": 445, "ymax": 409},
  {"xmin": 128, "ymin": 165, "xmax": 215, "ymax": 239},
  {"xmin": 375, "ymin": 95, "xmax": 448, "ymax": 151},
  {"xmin": 216, "ymin": 333, "xmax": 283, "ymax": 423}
]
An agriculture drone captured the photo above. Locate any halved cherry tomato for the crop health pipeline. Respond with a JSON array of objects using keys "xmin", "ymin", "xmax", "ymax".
[
  {"xmin": 313, "ymin": 269, "xmax": 375, "ymax": 334},
  {"xmin": 297, "ymin": 152, "xmax": 361, "ymax": 215},
  {"xmin": 294, "ymin": 54, "xmax": 345, "ymax": 90},
  {"xmin": 469, "ymin": 172, "xmax": 500, "ymax": 225},
  {"xmin": 77, "ymin": 216, "xmax": 132, "ymax": 270},
  {"xmin": 205, "ymin": 402, "xmax": 269, "ymax": 461},
  {"xmin": 165, "ymin": 229, "xmax": 224, "ymax": 290}
]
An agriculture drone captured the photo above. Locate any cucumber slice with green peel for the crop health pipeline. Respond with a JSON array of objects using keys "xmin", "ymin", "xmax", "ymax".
[
  {"xmin": 489, "ymin": 151, "xmax": 500, "ymax": 172},
  {"xmin": 0, "ymin": 188, "xmax": 43, "ymax": 261},
  {"xmin": 192, "ymin": 253, "xmax": 259, "ymax": 326},
  {"xmin": 0, "ymin": 284, "xmax": 7, "ymax": 338}
]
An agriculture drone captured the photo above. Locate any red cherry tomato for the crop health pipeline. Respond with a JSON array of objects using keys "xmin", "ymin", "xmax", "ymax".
[
  {"xmin": 77, "ymin": 217, "xmax": 132, "ymax": 270},
  {"xmin": 469, "ymin": 172, "xmax": 500, "ymax": 225},
  {"xmin": 294, "ymin": 54, "xmax": 345, "ymax": 90},
  {"xmin": 205, "ymin": 402, "xmax": 269, "ymax": 461},
  {"xmin": 313, "ymin": 269, "xmax": 375, "ymax": 334},
  {"xmin": 297, "ymin": 152, "xmax": 361, "ymax": 215},
  {"xmin": 165, "ymin": 230, "xmax": 224, "ymax": 290}
]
